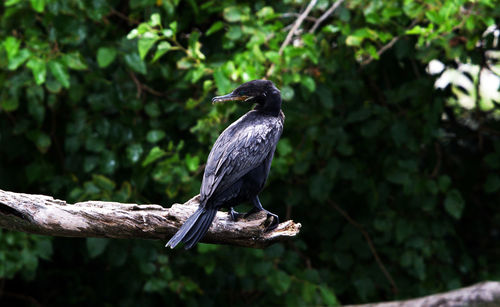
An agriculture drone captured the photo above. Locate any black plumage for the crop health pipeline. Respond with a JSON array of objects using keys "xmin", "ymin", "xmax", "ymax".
[{"xmin": 166, "ymin": 80, "xmax": 285, "ymax": 249}]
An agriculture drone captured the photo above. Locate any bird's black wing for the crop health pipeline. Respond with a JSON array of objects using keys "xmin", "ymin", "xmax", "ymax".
[{"xmin": 200, "ymin": 113, "xmax": 283, "ymax": 202}]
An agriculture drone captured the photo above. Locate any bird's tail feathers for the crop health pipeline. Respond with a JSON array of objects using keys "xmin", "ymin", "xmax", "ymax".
[{"xmin": 165, "ymin": 206, "xmax": 217, "ymax": 250}]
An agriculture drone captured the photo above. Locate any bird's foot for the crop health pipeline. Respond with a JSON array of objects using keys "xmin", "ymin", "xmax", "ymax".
[
  {"xmin": 243, "ymin": 208, "xmax": 279, "ymax": 232},
  {"xmin": 229, "ymin": 207, "xmax": 241, "ymax": 221}
]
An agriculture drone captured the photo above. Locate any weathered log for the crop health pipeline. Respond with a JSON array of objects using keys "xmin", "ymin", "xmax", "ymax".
[
  {"xmin": 346, "ymin": 281, "xmax": 500, "ymax": 307},
  {"xmin": 0, "ymin": 189, "xmax": 301, "ymax": 248}
]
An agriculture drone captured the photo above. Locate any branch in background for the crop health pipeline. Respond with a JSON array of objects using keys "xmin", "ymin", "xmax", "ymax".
[
  {"xmin": 108, "ymin": 8, "xmax": 140, "ymax": 25},
  {"xmin": 329, "ymin": 200, "xmax": 398, "ymax": 294},
  {"xmin": 0, "ymin": 189, "xmax": 301, "ymax": 249},
  {"xmin": 266, "ymin": 0, "xmax": 318, "ymax": 77},
  {"xmin": 360, "ymin": 20, "xmax": 419, "ymax": 67},
  {"xmin": 309, "ymin": 0, "xmax": 344, "ymax": 33},
  {"xmin": 129, "ymin": 71, "xmax": 166, "ymax": 98},
  {"xmin": 280, "ymin": 12, "xmax": 317, "ymax": 22},
  {"xmin": 279, "ymin": 0, "xmax": 318, "ymax": 55},
  {"xmin": 345, "ymin": 281, "xmax": 500, "ymax": 307}
]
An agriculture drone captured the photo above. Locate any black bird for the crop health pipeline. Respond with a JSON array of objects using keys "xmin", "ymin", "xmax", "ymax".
[{"xmin": 166, "ymin": 79, "xmax": 284, "ymax": 249}]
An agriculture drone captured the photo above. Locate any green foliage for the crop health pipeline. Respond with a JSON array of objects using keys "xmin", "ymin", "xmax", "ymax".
[
  {"xmin": 0, "ymin": 231, "xmax": 52, "ymax": 280},
  {"xmin": 1, "ymin": 0, "xmax": 500, "ymax": 306}
]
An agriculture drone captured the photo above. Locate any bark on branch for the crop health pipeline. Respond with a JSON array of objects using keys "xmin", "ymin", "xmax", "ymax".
[
  {"xmin": 346, "ymin": 281, "xmax": 500, "ymax": 307},
  {"xmin": 0, "ymin": 189, "xmax": 301, "ymax": 248}
]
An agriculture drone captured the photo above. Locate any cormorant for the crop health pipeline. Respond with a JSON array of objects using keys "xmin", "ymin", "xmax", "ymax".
[{"xmin": 166, "ymin": 79, "xmax": 284, "ymax": 249}]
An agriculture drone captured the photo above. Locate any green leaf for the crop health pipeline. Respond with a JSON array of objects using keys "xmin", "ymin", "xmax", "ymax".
[
  {"xmin": 127, "ymin": 29, "xmax": 139, "ymax": 39},
  {"xmin": 354, "ymin": 277, "xmax": 375, "ymax": 301},
  {"xmin": 277, "ymin": 138, "xmax": 292, "ymax": 156},
  {"xmin": 226, "ymin": 26, "xmax": 242, "ymax": 41},
  {"xmin": 32, "ymin": 131, "xmax": 51, "ymax": 153},
  {"xmin": 301, "ymin": 76, "xmax": 316, "ymax": 92},
  {"xmin": 169, "ymin": 21, "xmax": 177, "ymax": 34},
  {"xmin": 256, "ymin": 6, "xmax": 274, "ymax": 19},
  {"xmin": 126, "ymin": 144, "xmax": 143, "ymax": 163},
  {"xmin": 438, "ymin": 175, "xmax": 452, "ymax": 192},
  {"xmin": 63, "ymin": 52, "xmax": 88, "ymax": 70},
  {"xmin": 301, "ymin": 281, "xmax": 316, "ymax": 303},
  {"xmin": 142, "ymin": 146, "xmax": 167, "ymax": 166},
  {"xmin": 162, "ymin": 29, "xmax": 173, "ymax": 38},
  {"xmin": 144, "ymin": 279, "xmax": 168, "ymax": 292},
  {"xmin": 3, "ymin": 36, "xmax": 21, "ymax": 59},
  {"xmin": 444, "ymin": 189, "xmax": 465, "ymax": 219},
  {"xmin": 26, "ymin": 58, "xmax": 47, "ymax": 85},
  {"xmin": 176, "ymin": 57, "xmax": 192, "ymax": 69},
  {"xmin": 84, "ymin": 156, "xmax": 99, "ymax": 173},
  {"xmin": 48, "ymin": 60, "xmax": 70, "ymax": 88},
  {"xmin": 281, "ymin": 86, "xmax": 294, "ymax": 101},
  {"xmin": 323, "ymin": 25, "xmax": 340, "ymax": 34},
  {"xmin": 27, "ymin": 97, "xmax": 45, "ymax": 125},
  {"xmin": 97, "ymin": 47, "xmax": 117, "ymax": 68},
  {"xmin": 391, "ymin": 122, "xmax": 408, "ymax": 146},
  {"xmin": 124, "ymin": 53, "xmax": 147, "ymax": 74},
  {"xmin": 92, "ymin": 174, "xmax": 116, "ymax": 191},
  {"xmin": 317, "ymin": 86, "xmax": 334, "ymax": 109},
  {"xmin": 138, "ymin": 37, "xmax": 157, "ymax": 60},
  {"xmin": 4, "ymin": 0, "xmax": 22, "ymax": 6},
  {"xmin": 188, "ymin": 31, "xmax": 205, "ymax": 60},
  {"xmin": 86, "ymin": 238, "xmax": 109, "ymax": 258},
  {"xmin": 145, "ymin": 103, "xmax": 161, "ymax": 117},
  {"xmin": 223, "ymin": 6, "xmax": 244, "ymax": 22},
  {"xmin": 319, "ymin": 285, "xmax": 339, "ymax": 306},
  {"xmin": 30, "ymin": 0, "xmax": 45, "ymax": 12},
  {"xmin": 152, "ymin": 41, "xmax": 171, "ymax": 62},
  {"xmin": 484, "ymin": 175, "xmax": 500, "ymax": 193},
  {"xmin": 213, "ymin": 67, "xmax": 231, "ymax": 94},
  {"xmin": 34, "ymin": 238, "xmax": 53, "ymax": 260},
  {"xmin": 146, "ymin": 129, "xmax": 166, "ymax": 143},
  {"xmin": 149, "ymin": 13, "xmax": 161, "ymax": 26},
  {"xmin": 206, "ymin": 21, "xmax": 224, "ymax": 36},
  {"xmin": 1, "ymin": 98, "xmax": 19, "ymax": 112},
  {"xmin": 185, "ymin": 154, "xmax": 200, "ymax": 172},
  {"xmin": 386, "ymin": 170, "xmax": 410, "ymax": 185},
  {"xmin": 45, "ymin": 79, "xmax": 62, "ymax": 93},
  {"xmin": 268, "ymin": 270, "xmax": 291, "ymax": 295},
  {"xmin": 8, "ymin": 48, "xmax": 31, "ymax": 70},
  {"xmin": 346, "ymin": 35, "xmax": 363, "ymax": 47}
]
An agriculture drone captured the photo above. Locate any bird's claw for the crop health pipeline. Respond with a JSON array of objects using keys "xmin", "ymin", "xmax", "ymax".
[
  {"xmin": 229, "ymin": 207, "xmax": 241, "ymax": 221},
  {"xmin": 264, "ymin": 211, "xmax": 279, "ymax": 232},
  {"xmin": 243, "ymin": 208, "xmax": 279, "ymax": 232}
]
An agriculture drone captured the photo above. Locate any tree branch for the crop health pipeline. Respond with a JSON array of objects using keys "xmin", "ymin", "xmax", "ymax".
[
  {"xmin": 266, "ymin": 0, "xmax": 317, "ymax": 77},
  {"xmin": 279, "ymin": 0, "xmax": 317, "ymax": 55},
  {"xmin": 345, "ymin": 281, "xmax": 500, "ymax": 307},
  {"xmin": 0, "ymin": 189, "xmax": 301, "ymax": 249},
  {"xmin": 309, "ymin": 0, "xmax": 344, "ymax": 33},
  {"xmin": 329, "ymin": 200, "xmax": 398, "ymax": 294},
  {"xmin": 360, "ymin": 20, "xmax": 418, "ymax": 67}
]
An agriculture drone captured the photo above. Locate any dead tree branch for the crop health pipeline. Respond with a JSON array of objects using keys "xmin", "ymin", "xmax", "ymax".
[
  {"xmin": 309, "ymin": 0, "xmax": 344, "ymax": 33},
  {"xmin": 0, "ymin": 189, "xmax": 301, "ymax": 249},
  {"xmin": 346, "ymin": 281, "xmax": 500, "ymax": 307},
  {"xmin": 266, "ymin": 0, "xmax": 317, "ymax": 77}
]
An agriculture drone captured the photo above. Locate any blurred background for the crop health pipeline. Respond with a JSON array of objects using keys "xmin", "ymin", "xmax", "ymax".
[{"xmin": 1, "ymin": 0, "xmax": 500, "ymax": 306}]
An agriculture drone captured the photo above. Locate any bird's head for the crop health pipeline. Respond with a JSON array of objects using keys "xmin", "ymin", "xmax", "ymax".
[{"xmin": 211, "ymin": 80, "xmax": 280, "ymax": 106}]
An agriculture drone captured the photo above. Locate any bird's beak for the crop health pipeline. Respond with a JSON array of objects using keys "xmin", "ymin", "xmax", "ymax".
[{"xmin": 212, "ymin": 92, "xmax": 253, "ymax": 104}]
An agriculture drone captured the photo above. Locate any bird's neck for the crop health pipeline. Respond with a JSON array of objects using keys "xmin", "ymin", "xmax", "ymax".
[{"xmin": 253, "ymin": 92, "xmax": 282, "ymax": 116}]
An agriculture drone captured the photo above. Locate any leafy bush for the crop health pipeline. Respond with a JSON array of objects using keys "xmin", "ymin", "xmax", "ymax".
[{"xmin": 1, "ymin": 0, "xmax": 499, "ymax": 305}]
